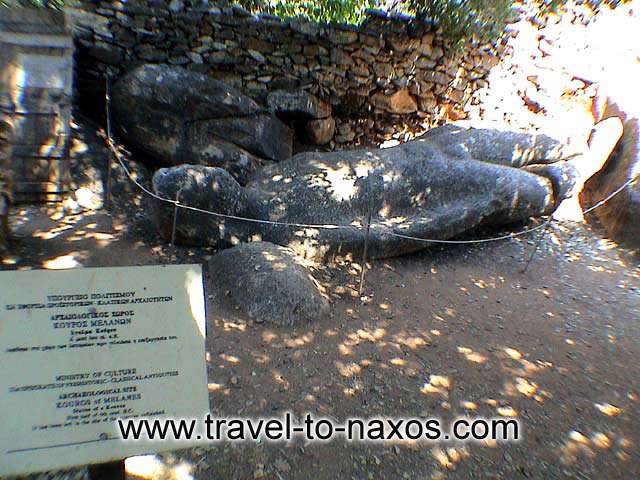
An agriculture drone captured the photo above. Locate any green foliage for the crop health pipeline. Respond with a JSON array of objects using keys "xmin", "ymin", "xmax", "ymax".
[
  {"xmin": 237, "ymin": 0, "xmax": 630, "ymax": 43},
  {"xmin": 237, "ymin": 0, "xmax": 516, "ymax": 41},
  {"xmin": 237, "ymin": 0, "xmax": 377, "ymax": 24},
  {"xmin": 0, "ymin": 0, "xmax": 65, "ymax": 9},
  {"xmin": 409, "ymin": 0, "xmax": 515, "ymax": 42}
]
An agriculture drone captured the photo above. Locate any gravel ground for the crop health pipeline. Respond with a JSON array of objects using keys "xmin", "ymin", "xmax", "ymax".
[{"xmin": 3, "ymin": 200, "xmax": 638, "ymax": 479}]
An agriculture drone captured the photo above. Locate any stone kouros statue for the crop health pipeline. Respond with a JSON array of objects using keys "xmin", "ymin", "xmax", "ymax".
[{"xmin": 151, "ymin": 124, "xmax": 579, "ymax": 261}]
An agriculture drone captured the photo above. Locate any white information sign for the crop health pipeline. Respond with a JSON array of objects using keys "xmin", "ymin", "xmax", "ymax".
[{"xmin": 0, "ymin": 264, "xmax": 209, "ymax": 476}]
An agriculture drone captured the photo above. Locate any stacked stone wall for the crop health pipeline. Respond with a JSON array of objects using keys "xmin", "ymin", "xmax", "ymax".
[{"xmin": 74, "ymin": 1, "xmax": 499, "ymax": 147}]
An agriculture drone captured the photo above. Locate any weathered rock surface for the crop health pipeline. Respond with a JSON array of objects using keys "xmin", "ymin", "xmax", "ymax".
[
  {"xmin": 267, "ymin": 90, "xmax": 331, "ymax": 119},
  {"xmin": 372, "ymin": 89, "xmax": 418, "ymax": 114},
  {"xmin": 306, "ymin": 117, "xmax": 336, "ymax": 145},
  {"xmin": 112, "ymin": 64, "xmax": 292, "ymax": 183},
  {"xmin": 581, "ymin": 98, "xmax": 640, "ymax": 247},
  {"xmin": 421, "ymin": 124, "xmax": 566, "ymax": 167},
  {"xmin": 152, "ymin": 126, "xmax": 577, "ymax": 260},
  {"xmin": 207, "ymin": 241, "xmax": 330, "ymax": 325}
]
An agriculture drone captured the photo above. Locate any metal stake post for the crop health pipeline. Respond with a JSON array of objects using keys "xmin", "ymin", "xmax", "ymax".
[
  {"xmin": 359, "ymin": 175, "xmax": 375, "ymax": 296},
  {"xmin": 104, "ymin": 74, "xmax": 113, "ymax": 212},
  {"xmin": 171, "ymin": 190, "xmax": 181, "ymax": 245},
  {"xmin": 521, "ymin": 217, "xmax": 552, "ymax": 274}
]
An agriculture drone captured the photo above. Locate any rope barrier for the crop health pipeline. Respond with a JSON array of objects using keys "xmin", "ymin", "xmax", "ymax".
[
  {"xmin": 109, "ymin": 142, "xmax": 562, "ymax": 243},
  {"xmin": 101, "ymin": 82, "xmax": 639, "ymax": 247}
]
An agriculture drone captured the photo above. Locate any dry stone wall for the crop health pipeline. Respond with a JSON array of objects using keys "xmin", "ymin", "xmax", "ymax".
[{"xmin": 73, "ymin": 0, "xmax": 499, "ymax": 148}]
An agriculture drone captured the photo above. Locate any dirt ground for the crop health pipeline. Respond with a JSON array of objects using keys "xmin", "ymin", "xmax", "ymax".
[{"xmin": 3, "ymin": 195, "xmax": 639, "ymax": 480}]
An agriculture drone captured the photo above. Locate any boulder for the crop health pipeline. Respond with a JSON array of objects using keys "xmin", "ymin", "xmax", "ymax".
[
  {"xmin": 207, "ymin": 241, "xmax": 330, "ymax": 325},
  {"xmin": 372, "ymin": 89, "xmax": 418, "ymax": 114},
  {"xmin": 581, "ymin": 98, "xmax": 640, "ymax": 247},
  {"xmin": 112, "ymin": 64, "xmax": 292, "ymax": 183},
  {"xmin": 266, "ymin": 89, "xmax": 331, "ymax": 119},
  {"xmin": 194, "ymin": 114, "xmax": 292, "ymax": 163},
  {"xmin": 151, "ymin": 126, "xmax": 578, "ymax": 261},
  {"xmin": 305, "ymin": 117, "xmax": 336, "ymax": 145}
]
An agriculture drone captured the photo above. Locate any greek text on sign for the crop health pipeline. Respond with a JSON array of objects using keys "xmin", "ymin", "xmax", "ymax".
[{"xmin": 0, "ymin": 265, "xmax": 209, "ymax": 476}]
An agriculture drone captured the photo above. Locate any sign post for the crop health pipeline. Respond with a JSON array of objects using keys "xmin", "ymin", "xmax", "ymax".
[{"xmin": 0, "ymin": 264, "xmax": 209, "ymax": 477}]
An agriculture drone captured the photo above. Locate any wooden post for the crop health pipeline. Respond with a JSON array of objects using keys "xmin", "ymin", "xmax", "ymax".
[{"xmin": 88, "ymin": 460, "xmax": 125, "ymax": 480}]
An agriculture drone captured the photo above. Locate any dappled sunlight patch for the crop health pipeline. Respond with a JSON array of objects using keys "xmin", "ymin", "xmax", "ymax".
[
  {"xmin": 590, "ymin": 432, "xmax": 612, "ymax": 449},
  {"xmin": 496, "ymin": 406, "xmax": 518, "ymax": 417},
  {"xmin": 307, "ymin": 162, "xmax": 360, "ymax": 202},
  {"xmin": 343, "ymin": 378, "xmax": 364, "ymax": 397},
  {"xmin": 507, "ymin": 358, "xmax": 551, "ymax": 377},
  {"xmin": 378, "ymin": 203, "xmax": 391, "ymax": 218},
  {"xmin": 511, "ymin": 377, "xmax": 538, "ymax": 398},
  {"xmin": 380, "ymin": 215, "xmax": 410, "ymax": 227},
  {"xmin": 431, "ymin": 445, "xmax": 469, "ymax": 471},
  {"xmin": 171, "ymin": 463, "xmax": 194, "ymax": 480},
  {"xmin": 218, "ymin": 320, "xmax": 246, "ymax": 332},
  {"xmin": 421, "ymin": 375, "xmax": 451, "ymax": 397},
  {"xmin": 271, "ymin": 370, "xmax": 290, "ymax": 390},
  {"xmin": 471, "ymin": 278, "xmax": 490, "ymax": 289},
  {"xmin": 338, "ymin": 343, "xmax": 353, "ymax": 356},
  {"xmin": 32, "ymin": 224, "xmax": 74, "ymax": 240},
  {"xmin": 335, "ymin": 361, "xmax": 362, "ymax": 377},
  {"xmin": 560, "ymin": 430, "xmax": 595, "ymax": 465},
  {"xmin": 460, "ymin": 400, "xmax": 478, "ymax": 410},
  {"xmin": 353, "ymin": 327, "xmax": 386, "ymax": 343},
  {"xmin": 431, "ymin": 447, "xmax": 454, "ymax": 470},
  {"xmin": 126, "ymin": 455, "xmax": 164, "ymax": 479},
  {"xmin": 594, "ymin": 402, "xmax": 622, "ymax": 417},
  {"xmin": 42, "ymin": 252, "xmax": 86, "ymax": 270},
  {"xmin": 392, "ymin": 330, "xmax": 430, "ymax": 350},
  {"xmin": 75, "ymin": 186, "xmax": 102, "ymax": 210},
  {"xmin": 503, "ymin": 347, "xmax": 523, "ymax": 360},
  {"xmin": 250, "ymin": 352, "xmax": 270, "ymax": 365},
  {"xmin": 126, "ymin": 455, "xmax": 196, "ymax": 480},
  {"xmin": 219, "ymin": 353, "xmax": 240, "ymax": 364},
  {"xmin": 457, "ymin": 346, "xmax": 487, "ymax": 364},
  {"xmin": 261, "ymin": 330, "xmax": 278, "ymax": 343},
  {"xmin": 282, "ymin": 332, "xmax": 314, "ymax": 348}
]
